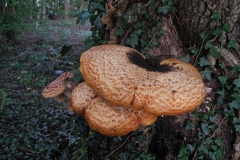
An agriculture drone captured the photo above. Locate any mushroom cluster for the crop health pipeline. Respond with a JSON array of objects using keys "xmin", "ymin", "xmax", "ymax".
[{"xmin": 42, "ymin": 44, "xmax": 205, "ymax": 137}]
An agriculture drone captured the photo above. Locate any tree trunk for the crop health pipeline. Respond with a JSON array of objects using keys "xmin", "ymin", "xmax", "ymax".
[
  {"xmin": 173, "ymin": 0, "xmax": 240, "ymax": 66},
  {"xmin": 64, "ymin": 0, "xmax": 69, "ymax": 18},
  {"xmin": 42, "ymin": 0, "xmax": 46, "ymax": 20}
]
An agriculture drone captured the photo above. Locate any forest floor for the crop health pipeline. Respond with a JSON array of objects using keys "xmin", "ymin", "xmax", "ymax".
[{"xmin": 0, "ymin": 18, "xmax": 237, "ymax": 160}]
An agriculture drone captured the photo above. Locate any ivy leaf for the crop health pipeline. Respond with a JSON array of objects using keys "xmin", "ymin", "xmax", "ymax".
[
  {"xmin": 214, "ymin": 139, "xmax": 222, "ymax": 147},
  {"xmin": 199, "ymin": 32, "xmax": 205, "ymax": 39},
  {"xmin": 227, "ymin": 39, "xmax": 237, "ymax": 49},
  {"xmin": 191, "ymin": 49, "xmax": 198, "ymax": 56},
  {"xmin": 210, "ymin": 12, "xmax": 220, "ymax": 19},
  {"xmin": 161, "ymin": 0, "xmax": 169, "ymax": 3},
  {"xmin": 219, "ymin": 62, "xmax": 225, "ymax": 69},
  {"xmin": 126, "ymin": 33, "xmax": 139, "ymax": 48},
  {"xmin": 234, "ymin": 125, "xmax": 240, "ymax": 133},
  {"xmin": 222, "ymin": 23, "xmax": 230, "ymax": 33},
  {"xmin": 199, "ymin": 56, "xmax": 211, "ymax": 67},
  {"xmin": 76, "ymin": 9, "xmax": 91, "ymax": 25},
  {"xmin": 179, "ymin": 54, "xmax": 190, "ymax": 63},
  {"xmin": 115, "ymin": 28, "xmax": 124, "ymax": 36},
  {"xmin": 58, "ymin": 45, "xmax": 72, "ymax": 57},
  {"xmin": 135, "ymin": 29, "xmax": 143, "ymax": 35},
  {"xmin": 216, "ymin": 95, "xmax": 224, "ymax": 104},
  {"xmin": 228, "ymin": 100, "xmax": 240, "ymax": 109},
  {"xmin": 210, "ymin": 114, "xmax": 218, "ymax": 123},
  {"xmin": 217, "ymin": 75, "xmax": 228, "ymax": 84},
  {"xmin": 209, "ymin": 48, "xmax": 220, "ymax": 57},
  {"xmin": 212, "ymin": 27, "xmax": 222, "ymax": 36},
  {"xmin": 151, "ymin": 41, "xmax": 159, "ymax": 46},
  {"xmin": 158, "ymin": 5, "xmax": 171, "ymax": 14},
  {"xmin": 89, "ymin": 2, "xmax": 105, "ymax": 12},
  {"xmin": 233, "ymin": 77, "xmax": 240, "ymax": 87},
  {"xmin": 231, "ymin": 92, "xmax": 240, "ymax": 101},
  {"xmin": 198, "ymin": 145, "xmax": 209, "ymax": 154},
  {"xmin": 233, "ymin": 117, "xmax": 240, "ymax": 125},
  {"xmin": 200, "ymin": 68, "xmax": 213, "ymax": 80},
  {"xmin": 204, "ymin": 41, "xmax": 214, "ymax": 49},
  {"xmin": 216, "ymin": 88, "xmax": 225, "ymax": 96},
  {"xmin": 209, "ymin": 152, "xmax": 216, "ymax": 160},
  {"xmin": 201, "ymin": 123, "xmax": 210, "ymax": 135}
]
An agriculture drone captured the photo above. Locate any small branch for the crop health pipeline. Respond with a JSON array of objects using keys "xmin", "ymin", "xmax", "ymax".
[
  {"xmin": 1, "ymin": 52, "xmax": 30, "ymax": 61},
  {"xmin": 102, "ymin": 132, "xmax": 134, "ymax": 158}
]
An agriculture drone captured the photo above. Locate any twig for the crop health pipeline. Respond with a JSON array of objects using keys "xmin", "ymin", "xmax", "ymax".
[
  {"xmin": 1, "ymin": 52, "xmax": 30, "ymax": 61},
  {"xmin": 102, "ymin": 132, "xmax": 134, "ymax": 159}
]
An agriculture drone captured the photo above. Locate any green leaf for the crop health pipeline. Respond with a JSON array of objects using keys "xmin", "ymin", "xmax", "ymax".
[
  {"xmin": 227, "ymin": 39, "xmax": 237, "ymax": 49},
  {"xmin": 161, "ymin": 0, "xmax": 169, "ymax": 3},
  {"xmin": 76, "ymin": 9, "xmax": 90, "ymax": 25},
  {"xmin": 216, "ymin": 95, "xmax": 224, "ymax": 104},
  {"xmin": 199, "ymin": 57, "xmax": 211, "ymax": 67},
  {"xmin": 210, "ymin": 12, "xmax": 220, "ymax": 19},
  {"xmin": 198, "ymin": 145, "xmax": 209, "ymax": 154},
  {"xmin": 233, "ymin": 117, "xmax": 240, "ymax": 125},
  {"xmin": 228, "ymin": 100, "xmax": 240, "ymax": 109},
  {"xmin": 209, "ymin": 152, "xmax": 216, "ymax": 160},
  {"xmin": 217, "ymin": 75, "xmax": 228, "ymax": 84},
  {"xmin": 233, "ymin": 78, "xmax": 240, "ymax": 88},
  {"xmin": 125, "ymin": 33, "xmax": 139, "ymax": 48},
  {"xmin": 115, "ymin": 28, "xmax": 124, "ymax": 36},
  {"xmin": 219, "ymin": 62, "xmax": 225, "ymax": 69},
  {"xmin": 234, "ymin": 125, "xmax": 240, "ymax": 133},
  {"xmin": 178, "ymin": 146, "xmax": 190, "ymax": 159},
  {"xmin": 191, "ymin": 49, "xmax": 198, "ymax": 56},
  {"xmin": 89, "ymin": 2, "xmax": 105, "ymax": 12},
  {"xmin": 199, "ymin": 32, "xmax": 205, "ymax": 39},
  {"xmin": 209, "ymin": 48, "xmax": 220, "ymax": 57},
  {"xmin": 222, "ymin": 23, "xmax": 230, "ymax": 33},
  {"xmin": 185, "ymin": 120, "xmax": 195, "ymax": 130},
  {"xmin": 186, "ymin": 144, "xmax": 196, "ymax": 152},
  {"xmin": 201, "ymin": 123, "xmax": 210, "ymax": 135},
  {"xmin": 58, "ymin": 45, "xmax": 72, "ymax": 57},
  {"xmin": 179, "ymin": 54, "xmax": 190, "ymax": 63},
  {"xmin": 158, "ymin": 5, "xmax": 171, "ymax": 14},
  {"xmin": 214, "ymin": 139, "xmax": 222, "ymax": 146},
  {"xmin": 212, "ymin": 27, "xmax": 222, "ymax": 36},
  {"xmin": 204, "ymin": 41, "xmax": 214, "ymax": 49},
  {"xmin": 135, "ymin": 29, "xmax": 143, "ymax": 35},
  {"xmin": 232, "ymin": 65, "xmax": 240, "ymax": 73},
  {"xmin": 210, "ymin": 114, "xmax": 218, "ymax": 123},
  {"xmin": 200, "ymin": 68, "xmax": 213, "ymax": 80},
  {"xmin": 216, "ymin": 88, "xmax": 225, "ymax": 96},
  {"xmin": 231, "ymin": 92, "xmax": 240, "ymax": 101}
]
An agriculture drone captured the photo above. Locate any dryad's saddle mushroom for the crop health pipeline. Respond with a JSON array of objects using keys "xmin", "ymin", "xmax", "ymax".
[
  {"xmin": 42, "ymin": 44, "xmax": 205, "ymax": 137},
  {"xmin": 42, "ymin": 71, "xmax": 74, "ymax": 102},
  {"xmin": 80, "ymin": 44, "xmax": 205, "ymax": 116}
]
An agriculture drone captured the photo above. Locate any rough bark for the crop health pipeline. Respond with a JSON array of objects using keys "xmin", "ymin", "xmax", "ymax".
[
  {"xmin": 42, "ymin": 0, "xmax": 46, "ymax": 20},
  {"xmin": 64, "ymin": 0, "xmax": 69, "ymax": 18},
  {"xmin": 173, "ymin": 0, "xmax": 240, "ymax": 66}
]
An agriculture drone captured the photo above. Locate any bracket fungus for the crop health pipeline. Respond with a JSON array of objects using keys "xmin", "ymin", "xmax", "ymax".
[
  {"xmin": 42, "ymin": 44, "xmax": 205, "ymax": 137},
  {"xmin": 42, "ymin": 71, "xmax": 74, "ymax": 102},
  {"xmin": 80, "ymin": 44, "xmax": 205, "ymax": 116},
  {"xmin": 69, "ymin": 82, "xmax": 157, "ymax": 136}
]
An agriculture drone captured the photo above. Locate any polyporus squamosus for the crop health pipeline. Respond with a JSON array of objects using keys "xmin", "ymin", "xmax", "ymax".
[
  {"xmin": 42, "ymin": 71, "xmax": 74, "ymax": 102},
  {"xmin": 80, "ymin": 44, "xmax": 205, "ymax": 116},
  {"xmin": 70, "ymin": 82, "xmax": 157, "ymax": 137},
  {"xmin": 42, "ymin": 44, "xmax": 205, "ymax": 137}
]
